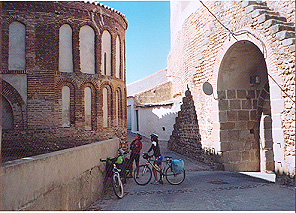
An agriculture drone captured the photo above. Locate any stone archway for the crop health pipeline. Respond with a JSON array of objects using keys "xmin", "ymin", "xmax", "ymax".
[
  {"xmin": 1, "ymin": 80, "xmax": 26, "ymax": 130},
  {"xmin": 217, "ymin": 40, "xmax": 273, "ymax": 172},
  {"xmin": 1, "ymin": 96, "xmax": 14, "ymax": 130}
]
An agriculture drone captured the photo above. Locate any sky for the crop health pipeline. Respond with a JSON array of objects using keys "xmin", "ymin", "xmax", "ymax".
[{"xmin": 100, "ymin": 1, "xmax": 171, "ymax": 84}]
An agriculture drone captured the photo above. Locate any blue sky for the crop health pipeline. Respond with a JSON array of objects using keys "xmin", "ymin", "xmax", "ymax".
[{"xmin": 100, "ymin": 1, "xmax": 171, "ymax": 84}]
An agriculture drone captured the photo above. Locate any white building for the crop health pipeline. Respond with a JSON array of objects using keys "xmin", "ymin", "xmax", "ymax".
[{"xmin": 127, "ymin": 69, "xmax": 181, "ymax": 140}]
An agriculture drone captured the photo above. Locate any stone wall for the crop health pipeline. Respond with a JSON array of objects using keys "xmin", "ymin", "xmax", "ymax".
[
  {"xmin": 169, "ymin": 88, "xmax": 223, "ymax": 170},
  {"xmin": 134, "ymin": 81, "xmax": 172, "ymax": 106},
  {"xmin": 1, "ymin": 1, "xmax": 128, "ymax": 162},
  {"xmin": 167, "ymin": 0, "xmax": 295, "ymax": 184},
  {"xmin": 1, "ymin": 138, "xmax": 119, "ymax": 211}
]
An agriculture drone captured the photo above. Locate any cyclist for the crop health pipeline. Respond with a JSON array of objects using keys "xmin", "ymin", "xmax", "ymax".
[
  {"xmin": 148, "ymin": 133, "xmax": 163, "ymax": 184},
  {"xmin": 129, "ymin": 133, "xmax": 143, "ymax": 178}
]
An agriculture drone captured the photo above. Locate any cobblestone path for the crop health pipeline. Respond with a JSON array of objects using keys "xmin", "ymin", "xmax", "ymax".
[{"xmin": 86, "ymin": 132, "xmax": 295, "ymax": 211}]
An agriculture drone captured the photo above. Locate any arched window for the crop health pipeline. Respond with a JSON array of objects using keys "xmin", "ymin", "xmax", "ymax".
[
  {"xmin": 103, "ymin": 87, "xmax": 109, "ymax": 127},
  {"xmin": 9, "ymin": 21, "xmax": 26, "ymax": 70},
  {"xmin": 62, "ymin": 86, "xmax": 71, "ymax": 127},
  {"xmin": 115, "ymin": 89, "xmax": 122, "ymax": 126},
  {"xmin": 80, "ymin": 26, "xmax": 95, "ymax": 74},
  {"xmin": 84, "ymin": 87, "xmax": 92, "ymax": 130},
  {"xmin": 104, "ymin": 52, "xmax": 107, "ymax": 75},
  {"xmin": 59, "ymin": 24, "xmax": 73, "ymax": 72},
  {"xmin": 122, "ymin": 42, "xmax": 125, "ymax": 80},
  {"xmin": 101, "ymin": 30, "xmax": 112, "ymax": 76},
  {"xmin": 115, "ymin": 36, "xmax": 121, "ymax": 78},
  {"xmin": 115, "ymin": 90, "xmax": 119, "ymax": 125},
  {"xmin": 1, "ymin": 96, "xmax": 14, "ymax": 130}
]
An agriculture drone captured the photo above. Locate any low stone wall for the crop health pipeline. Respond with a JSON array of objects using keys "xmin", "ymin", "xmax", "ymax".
[{"xmin": 1, "ymin": 138, "xmax": 119, "ymax": 210}]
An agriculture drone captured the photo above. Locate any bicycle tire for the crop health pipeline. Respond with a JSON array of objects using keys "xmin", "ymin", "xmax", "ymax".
[
  {"xmin": 112, "ymin": 173, "xmax": 124, "ymax": 198},
  {"xmin": 134, "ymin": 165, "xmax": 152, "ymax": 185},
  {"xmin": 165, "ymin": 165, "xmax": 185, "ymax": 185}
]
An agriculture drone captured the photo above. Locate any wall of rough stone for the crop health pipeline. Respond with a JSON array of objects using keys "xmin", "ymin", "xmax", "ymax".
[
  {"xmin": 167, "ymin": 0, "xmax": 295, "ymax": 184},
  {"xmin": 1, "ymin": 1, "xmax": 128, "ymax": 161},
  {"xmin": 134, "ymin": 81, "xmax": 172, "ymax": 106},
  {"xmin": 169, "ymin": 88, "xmax": 224, "ymax": 170}
]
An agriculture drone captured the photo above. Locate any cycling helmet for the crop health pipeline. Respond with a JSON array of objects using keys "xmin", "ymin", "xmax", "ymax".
[
  {"xmin": 150, "ymin": 133, "xmax": 158, "ymax": 138},
  {"xmin": 150, "ymin": 133, "xmax": 158, "ymax": 141},
  {"xmin": 118, "ymin": 149, "xmax": 127, "ymax": 155}
]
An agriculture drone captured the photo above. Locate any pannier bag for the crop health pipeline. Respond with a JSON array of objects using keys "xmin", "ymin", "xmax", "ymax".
[
  {"xmin": 171, "ymin": 159, "xmax": 184, "ymax": 174},
  {"xmin": 105, "ymin": 156, "xmax": 124, "ymax": 177}
]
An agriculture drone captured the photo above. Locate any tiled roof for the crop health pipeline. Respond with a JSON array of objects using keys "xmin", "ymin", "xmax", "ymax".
[{"xmin": 83, "ymin": 1, "xmax": 127, "ymax": 22}]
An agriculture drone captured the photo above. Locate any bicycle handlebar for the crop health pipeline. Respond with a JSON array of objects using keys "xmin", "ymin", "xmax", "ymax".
[{"xmin": 100, "ymin": 158, "xmax": 106, "ymax": 162}]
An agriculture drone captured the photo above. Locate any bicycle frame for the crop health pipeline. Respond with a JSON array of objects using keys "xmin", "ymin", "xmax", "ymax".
[
  {"xmin": 144, "ymin": 157, "xmax": 171, "ymax": 177},
  {"xmin": 100, "ymin": 158, "xmax": 124, "ymax": 198},
  {"xmin": 134, "ymin": 154, "xmax": 186, "ymax": 185}
]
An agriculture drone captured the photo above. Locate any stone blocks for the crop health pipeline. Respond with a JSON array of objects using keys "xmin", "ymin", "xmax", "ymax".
[
  {"xmin": 169, "ymin": 88, "xmax": 223, "ymax": 169},
  {"xmin": 168, "ymin": 0, "xmax": 295, "ymax": 183}
]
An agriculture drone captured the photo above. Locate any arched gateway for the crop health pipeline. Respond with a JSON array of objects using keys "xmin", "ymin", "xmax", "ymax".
[{"xmin": 217, "ymin": 40, "xmax": 273, "ymax": 172}]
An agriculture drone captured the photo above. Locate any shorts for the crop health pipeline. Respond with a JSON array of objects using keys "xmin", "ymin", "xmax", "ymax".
[{"xmin": 155, "ymin": 155, "xmax": 163, "ymax": 166}]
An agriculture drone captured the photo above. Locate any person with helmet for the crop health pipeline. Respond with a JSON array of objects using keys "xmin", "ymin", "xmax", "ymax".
[
  {"xmin": 129, "ymin": 133, "xmax": 143, "ymax": 178},
  {"xmin": 148, "ymin": 133, "xmax": 163, "ymax": 184}
]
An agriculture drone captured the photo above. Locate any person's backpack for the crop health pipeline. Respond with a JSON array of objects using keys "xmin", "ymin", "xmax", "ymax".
[{"xmin": 171, "ymin": 159, "xmax": 184, "ymax": 174}]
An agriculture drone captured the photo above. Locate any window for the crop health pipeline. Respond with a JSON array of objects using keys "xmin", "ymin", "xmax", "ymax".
[
  {"xmin": 115, "ymin": 36, "xmax": 121, "ymax": 78},
  {"xmin": 135, "ymin": 110, "xmax": 139, "ymax": 131},
  {"xmin": 122, "ymin": 42, "xmax": 125, "ymax": 80},
  {"xmin": 101, "ymin": 30, "xmax": 112, "ymax": 76},
  {"xmin": 80, "ymin": 26, "xmax": 95, "ymax": 74},
  {"xmin": 59, "ymin": 24, "xmax": 73, "ymax": 73},
  {"xmin": 104, "ymin": 52, "xmax": 107, "ymax": 75},
  {"xmin": 1, "ymin": 96, "xmax": 14, "ymax": 130},
  {"xmin": 115, "ymin": 90, "xmax": 121, "ymax": 126},
  {"xmin": 9, "ymin": 21, "xmax": 26, "ymax": 70},
  {"xmin": 62, "ymin": 86, "xmax": 71, "ymax": 127},
  {"xmin": 84, "ymin": 87, "xmax": 92, "ymax": 130},
  {"xmin": 103, "ymin": 87, "xmax": 109, "ymax": 127}
]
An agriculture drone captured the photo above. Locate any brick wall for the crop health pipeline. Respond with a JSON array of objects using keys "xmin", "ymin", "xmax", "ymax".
[{"xmin": 1, "ymin": 1, "xmax": 128, "ymax": 162}]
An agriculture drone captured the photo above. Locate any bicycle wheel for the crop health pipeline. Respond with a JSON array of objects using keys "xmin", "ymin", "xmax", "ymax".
[
  {"xmin": 165, "ymin": 165, "xmax": 185, "ymax": 185},
  {"xmin": 112, "ymin": 173, "xmax": 124, "ymax": 198},
  {"xmin": 134, "ymin": 165, "xmax": 152, "ymax": 185}
]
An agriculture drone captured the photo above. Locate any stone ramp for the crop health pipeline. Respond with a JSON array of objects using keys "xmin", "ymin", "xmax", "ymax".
[{"xmin": 126, "ymin": 130, "xmax": 213, "ymax": 171}]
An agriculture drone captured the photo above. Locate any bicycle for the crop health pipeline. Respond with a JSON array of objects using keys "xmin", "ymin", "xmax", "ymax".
[
  {"xmin": 134, "ymin": 153, "xmax": 185, "ymax": 185},
  {"xmin": 100, "ymin": 156, "xmax": 124, "ymax": 199}
]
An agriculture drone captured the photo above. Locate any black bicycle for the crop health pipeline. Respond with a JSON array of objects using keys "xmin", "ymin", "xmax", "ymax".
[
  {"xmin": 100, "ymin": 157, "xmax": 124, "ymax": 199},
  {"xmin": 134, "ymin": 153, "xmax": 185, "ymax": 185}
]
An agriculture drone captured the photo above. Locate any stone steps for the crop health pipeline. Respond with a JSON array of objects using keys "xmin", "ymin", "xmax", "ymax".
[
  {"xmin": 257, "ymin": 13, "xmax": 287, "ymax": 24},
  {"xmin": 245, "ymin": 5, "xmax": 270, "ymax": 14},
  {"xmin": 242, "ymin": 0, "xmax": 295, "ymax": 52},
  {"xmin": 241, "ymin": 0, "xmax": 267, "ymax": 8},
  {"xmin": 251, "ymin": 9, "xmax": 280, "ymax": 19},
  {"xmin": 263, "ymin": 19, "xmax": 294, "ymax": 29}
]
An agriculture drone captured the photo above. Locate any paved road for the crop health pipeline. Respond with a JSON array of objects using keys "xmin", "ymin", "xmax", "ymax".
[{"xmin": 87, "ymin": 132, "xmax": 295, "ymax": 211}]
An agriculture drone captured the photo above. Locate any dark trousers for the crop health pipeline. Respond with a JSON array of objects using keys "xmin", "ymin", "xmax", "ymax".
[{"xmin": 129, "ymin": 152, "xmax": 140, "ymax": 173}]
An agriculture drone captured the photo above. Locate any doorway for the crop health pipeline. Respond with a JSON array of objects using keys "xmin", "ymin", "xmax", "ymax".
[{"xmin": 217, "ymin": 40, "xmax": 274, "ymax": 172}]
